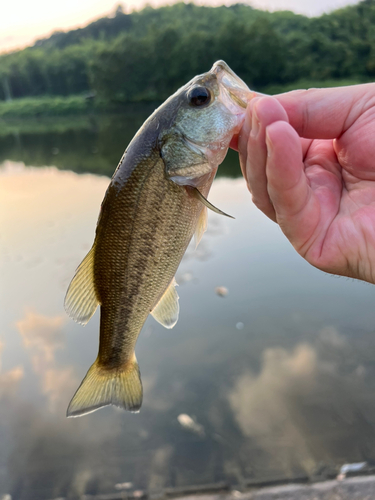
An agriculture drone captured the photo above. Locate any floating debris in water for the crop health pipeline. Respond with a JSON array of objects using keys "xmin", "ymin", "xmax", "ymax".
[
  {"xmin": 177, "ymin": 413, "xmax": 205, "ymax": 436},
  {"xmin": 236, "ymin": 322, "xmax": 244, "ymax": 330},
  {"xmin": 180, "ymin": 272, "xmax": 193, "ymax": 284},
  {"xmin": 232, "ymin": 491, "xmax": 242, "ymax": 498},
  {"xmin": 215, "ymin": 286, "xmax": 228, "ymax": 297},
  {"xmin": 115, "ymin": 482, "xmax": 133, "ymax": 490},
  {"xmin": 337, "ymin": 462, "xmax": 367, "ymax": 480}
]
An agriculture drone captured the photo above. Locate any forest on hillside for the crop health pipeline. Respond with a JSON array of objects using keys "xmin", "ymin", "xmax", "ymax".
[{"xmin": 1, "ymin": 0, "xmax": 375, "ymax": 104}]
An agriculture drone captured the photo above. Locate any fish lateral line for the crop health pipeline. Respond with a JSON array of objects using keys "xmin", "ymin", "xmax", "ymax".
[{"xmin": 185, "ymin": 186, "xmax": 235, "ymax": 219}]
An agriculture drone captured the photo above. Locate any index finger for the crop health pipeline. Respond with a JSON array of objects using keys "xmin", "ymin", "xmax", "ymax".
[{"xmin": 275, "ymin": 83, "xmax": 375, "ymax": 140}]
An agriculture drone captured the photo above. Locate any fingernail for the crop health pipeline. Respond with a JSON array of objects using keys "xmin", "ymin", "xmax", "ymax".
[
  {"xmin": 265, "ymin": 130, "xmax": 273, "ymax": 157},
  {"xmin": 251, "ymin": 106, "xmax": 260, "ymax": 138}
]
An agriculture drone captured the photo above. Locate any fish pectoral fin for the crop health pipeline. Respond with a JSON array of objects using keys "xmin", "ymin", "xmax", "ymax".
[
  {"xmin": 67, "ymin": 354, "xmax": 143, "ymax": 417},
  {"xmin": 64, "ymin": 246, "xmax": 100, "ymax": 325},
  {"xmin": 195, "ymin": 206, "xmax": 207, "ymax": 248},
  {"xmin": 151, "ymin": 278, "xmax": 179, "ymax": 329},
  {"xmin": 187, "ymin": 186, "xmax": 235, "ymax": 219}
]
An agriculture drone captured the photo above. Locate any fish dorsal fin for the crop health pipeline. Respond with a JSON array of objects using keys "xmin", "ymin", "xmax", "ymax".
[
  {"xmin": 195, "ymin": 206, "xmax": 207, "ymax": 248},
  {"xmin": 64, "ymin": 246, "xmax": 100, "ymax": 325},
  {"xmin": 151, "ymin": 278, "xmax": 179, "ymax": 329},
  {"xmin": 188, "ymin": 187, "xmax": 235, "ymax": 219}
]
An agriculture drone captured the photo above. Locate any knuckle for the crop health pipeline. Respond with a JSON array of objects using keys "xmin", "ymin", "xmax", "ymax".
[
  {"xmin": 252, "ymin": 194, "xmax": 270, "ymax": 212},
  {"xmin": 251, "ymin": 194, "xmax": 277, "ymax": 221}
]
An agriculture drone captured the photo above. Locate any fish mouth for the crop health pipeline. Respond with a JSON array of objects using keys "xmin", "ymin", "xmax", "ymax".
[{"xmin": 211, "ymin": 60, "xmax": 253, "ymax": 110}]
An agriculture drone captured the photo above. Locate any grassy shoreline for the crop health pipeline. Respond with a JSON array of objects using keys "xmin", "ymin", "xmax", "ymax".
[
  {"xmin": 0, "ymin": 77, "xmax": 369, "ymax": 119},
  {"xmin": 0, "ymin": 95, "xmax": 97, "ymax": 118}
]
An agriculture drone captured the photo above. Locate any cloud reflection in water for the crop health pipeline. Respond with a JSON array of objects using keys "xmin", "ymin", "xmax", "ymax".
[
  {"xmin": 0, "ymin": 342, "xmax": 23, "ymax": 400},
  {"xmin": 229, "ymin": 328, "xmax": 375, "ymax": 478},
  {"xmin": 16, "ymin": 310, "xmax": 77, "ymax": 413},
  {"xmin": 3, "ymin": 162, "xmax": 375, "ymax": 498}
]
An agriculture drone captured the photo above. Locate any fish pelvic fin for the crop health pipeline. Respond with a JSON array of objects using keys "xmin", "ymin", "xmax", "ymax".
[
  {"xmin": 151, "ymin": 278, "xmax": 179, "ymax": 329},
  {"xmin": 64, "ymin": 246, "xmax": 100, "ymax": 325},
  {"xmin": 66, "ymin": 354, "xmax": 143, "ymax": 418}
]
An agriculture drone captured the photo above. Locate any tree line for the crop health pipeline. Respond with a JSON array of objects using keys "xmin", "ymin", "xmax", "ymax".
[{"xmin": 1, "ymin": 0, "xmax": 375, "ymax": 103}]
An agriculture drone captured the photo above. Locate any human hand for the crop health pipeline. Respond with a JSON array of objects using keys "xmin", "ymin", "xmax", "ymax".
[{"xmin": 234, "ymin": 85, "xmax": 375, "ymax": 284}]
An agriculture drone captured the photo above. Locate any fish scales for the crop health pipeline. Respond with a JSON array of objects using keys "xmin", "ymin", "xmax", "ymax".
[
  {"xmin": 64, "ymin": 60, "xmax": 251, "ymax": 417},
  {"xmin": 95, "ymin": 154, "xmax": 204, "ymax": 368}
]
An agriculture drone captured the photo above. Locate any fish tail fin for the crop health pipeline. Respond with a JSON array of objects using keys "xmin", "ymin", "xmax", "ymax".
[{"xmin": 66, "ymin": 354, "xmax": 143, "ymax": 418}]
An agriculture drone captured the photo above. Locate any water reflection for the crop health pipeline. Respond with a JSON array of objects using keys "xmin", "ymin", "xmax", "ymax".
[
  {"xmin": 3, "ymin": 161, "xmax": 375, "ymax": 499},
  {"xmin": 0, "ymin": 109, "xmax": 241, "ymax": 178},
  {"xmin": 229, "ymin": 339, "xmax": 375, "ymax": 478},
  {"xmin": 0, "ymin": 342, "xmax": 23, "ymax": 399},
  {"xmin": 16, "ymin": 311, "xmax": 75, "ymax": 413},
  {"xmin": 0, "ymin": 109, "xmax": 156, "ymax": 177}
]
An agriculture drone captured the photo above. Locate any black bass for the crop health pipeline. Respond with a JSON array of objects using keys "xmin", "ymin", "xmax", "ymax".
[{"xmin": 65, "ymin": 61, "xmax": 251, "ymax": 417}]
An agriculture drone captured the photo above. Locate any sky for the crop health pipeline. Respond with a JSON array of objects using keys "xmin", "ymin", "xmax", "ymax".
[{"xmin": 0, "ymin": 0, "xmax": 361, "ymax": 54}]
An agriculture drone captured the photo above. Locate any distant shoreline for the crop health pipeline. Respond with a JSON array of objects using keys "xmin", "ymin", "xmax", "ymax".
[{"xmin": 0, "ymin": 77, "xmax": 367, "ymax": 119}]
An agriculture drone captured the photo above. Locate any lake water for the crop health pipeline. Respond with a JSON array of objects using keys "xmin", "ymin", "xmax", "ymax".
[{"xmin": 2, "ymin": 112, "xmax": 375, "ymax": 499}]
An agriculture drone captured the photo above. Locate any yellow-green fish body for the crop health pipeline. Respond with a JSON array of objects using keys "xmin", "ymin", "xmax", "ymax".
[{"xmin": 65, "ymin": 61, "xmax": 251, "ymax": 417}]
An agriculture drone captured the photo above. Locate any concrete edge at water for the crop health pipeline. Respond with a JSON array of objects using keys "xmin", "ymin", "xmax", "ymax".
[{"xmin": 57, "ymin": 473, "xmax": 375, "ymax": 500}]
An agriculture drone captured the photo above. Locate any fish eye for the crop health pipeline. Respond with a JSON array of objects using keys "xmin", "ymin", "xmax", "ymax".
[{"xmin": 187, "ymin": 86, "xmax": 211, "ymax": 107}]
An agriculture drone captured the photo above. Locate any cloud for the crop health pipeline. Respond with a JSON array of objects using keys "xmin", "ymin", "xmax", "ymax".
[
  {"xmin": 318, "ymin": 326, "xmax": 347, "ymax": 348},
  {"xmin": 229, "ymin": 344, "xmax": 318, "ymax": 438},
  {"xmin": 16, "ymin": 310, "xmax": 77, "ymax": 412},
  {"xmin": 0, "ymin": 341, "xmax": 23, "ymax": 400},
  {"xmin": 228, "ymin": 329, "xmax": 375, "ymax": 476},
  {"xmin": 16, "ymin": 310, "xmax": 65, "ymax": 368},
  {"xmin": 6, "ymin": 401, "xmax": 124, "ymax": 500},
  {"xmin": 8, "ymin": 312, "xmax": 126, "ymax": 498},
  {"xmin": 42, "ymin": 366, "xmax": 77, "ymax": 412}
]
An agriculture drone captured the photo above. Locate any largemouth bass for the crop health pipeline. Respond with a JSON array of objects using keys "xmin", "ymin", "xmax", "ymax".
[{"xmin": 65, "ymin": 61, "xmax": 251, "ymax": 417}]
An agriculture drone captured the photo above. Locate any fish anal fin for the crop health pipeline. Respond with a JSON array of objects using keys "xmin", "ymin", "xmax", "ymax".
[
  {"xmin": 64, "ymin": 246, "xmax": 99, "ymax": 325},
  {"xmin": 151, "ymin": 278, "xmax": 179, "ymax": 329},
  {"xmin": 195, "ymin": 206, "xmax": 207, "ymax": 248},
  {"xmin": 67, "ymin": 354, "xmax": 142, "ymax": 417}
]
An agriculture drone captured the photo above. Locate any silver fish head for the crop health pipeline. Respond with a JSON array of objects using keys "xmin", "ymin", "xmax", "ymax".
[
  {"xmin": 158, "ymin": 60, "xmax": 252, "ymax": 187},
  {"xmin": 176, "ymin": 60, "xmax": 251, "ymax": 146}
]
